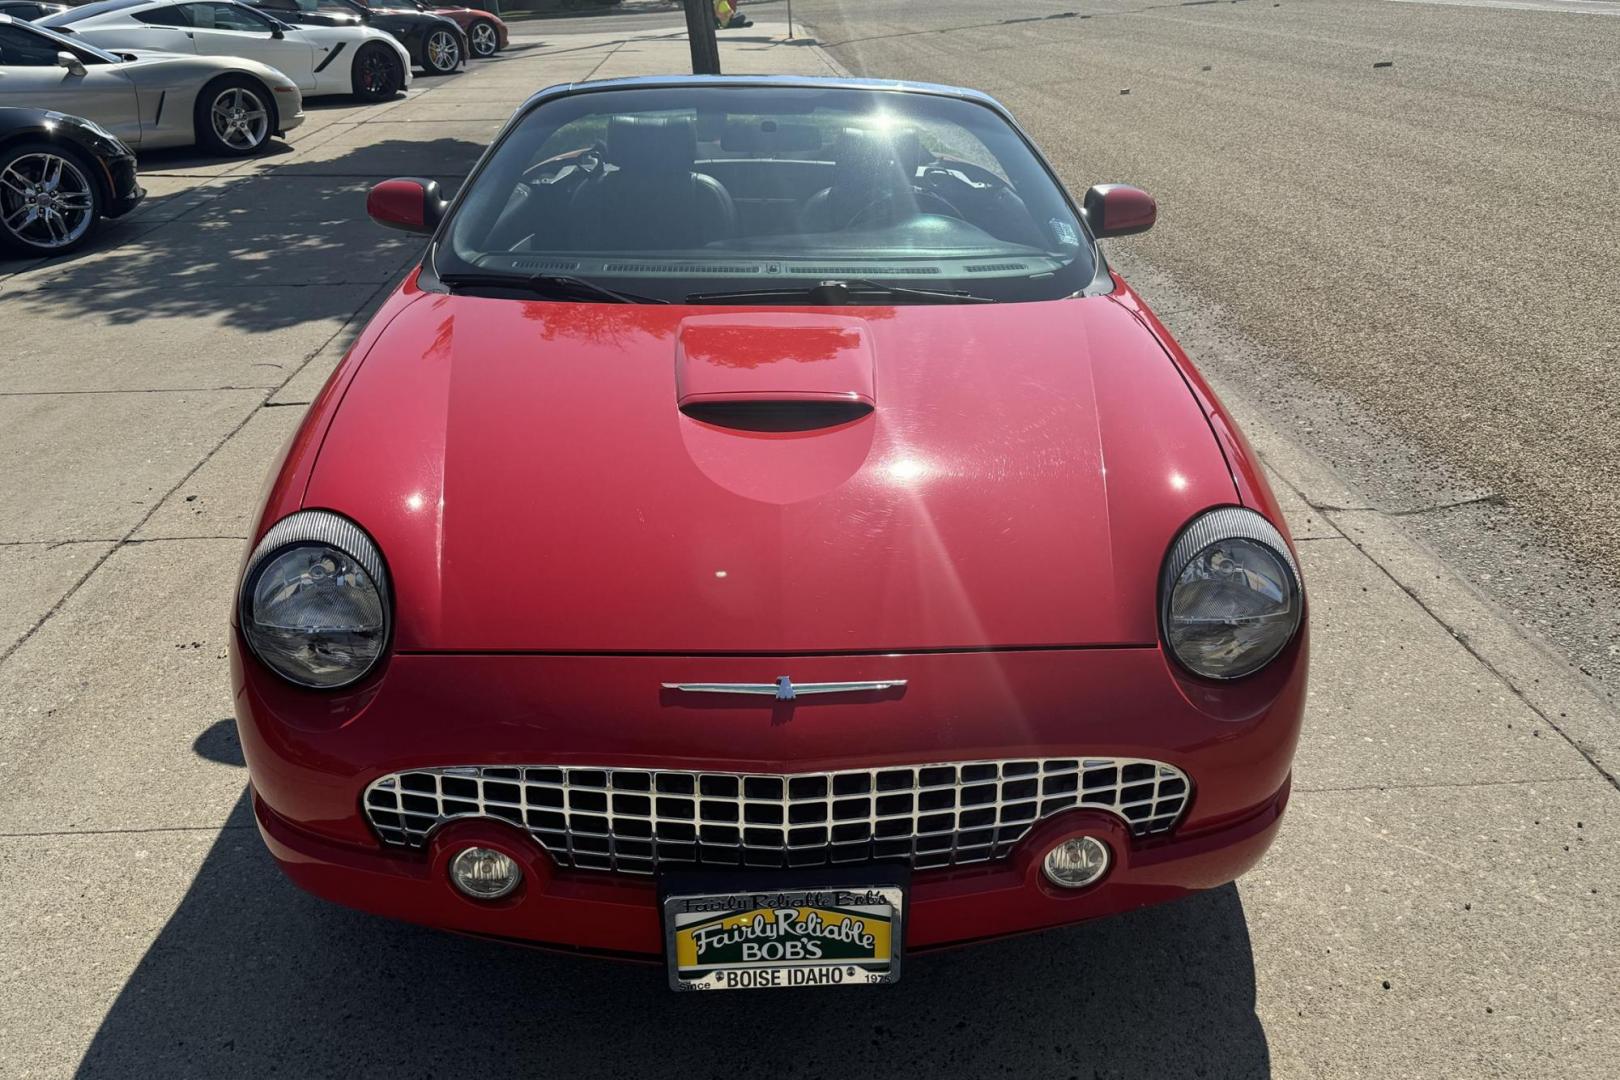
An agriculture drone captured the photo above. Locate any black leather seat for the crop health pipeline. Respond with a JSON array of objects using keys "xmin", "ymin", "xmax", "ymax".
[
  {"xmin": 567, "ymin": 116, "xmax": 737, "ymax": 250},
  {"xmin": 800, "ymin": 128, "xmax": 927, "ymax": 233}
]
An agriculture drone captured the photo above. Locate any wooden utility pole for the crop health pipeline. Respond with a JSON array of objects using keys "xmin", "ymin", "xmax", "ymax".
[{"xmin": 682, "ymin": 0, "xmax": 722, "ymax": 75}]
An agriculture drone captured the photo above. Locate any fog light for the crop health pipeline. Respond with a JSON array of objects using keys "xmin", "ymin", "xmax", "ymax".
[
  {"xmin": 449, "ymin": 846, "xmax": 521, "ymax": 900},
  {"xmin": 1043, "ymin": 835, "xmax": 1110, "ymax": 889}
]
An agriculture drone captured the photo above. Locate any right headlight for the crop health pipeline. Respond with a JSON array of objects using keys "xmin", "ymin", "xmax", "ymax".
[
  {"xmin": 238, "ymin": 511, "xmax": 391, "ymax": 689},
  {"xmin": 1160, "ymin": 507, "xmax": 1302, "ymax": 680}
]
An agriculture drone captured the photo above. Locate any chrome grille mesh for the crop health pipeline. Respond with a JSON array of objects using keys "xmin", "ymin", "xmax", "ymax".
[{"xmin": 363, "ymin": 758, "xmax": 1191, "ymax": 875}]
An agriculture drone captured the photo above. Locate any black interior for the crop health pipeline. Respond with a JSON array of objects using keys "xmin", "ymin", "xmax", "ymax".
[{"xmin": 487, "ymin": 117, "xmax": 1050, "ymax": 256}]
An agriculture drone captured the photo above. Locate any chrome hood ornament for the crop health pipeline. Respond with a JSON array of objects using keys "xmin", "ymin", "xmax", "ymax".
[{"xmin": 661, "ymin": 676, "xmax": 906, "ymax": 702}]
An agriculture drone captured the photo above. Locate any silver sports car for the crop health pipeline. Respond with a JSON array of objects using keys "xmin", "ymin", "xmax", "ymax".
[{"xmin": 0, "ymin": 13, "xmax": 304, "ymax": 155}]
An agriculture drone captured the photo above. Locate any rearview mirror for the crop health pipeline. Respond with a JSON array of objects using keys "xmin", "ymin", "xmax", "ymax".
[
  {"xmin": 57, "ymin": 51, "xmax": 87, "ymax": 77},
  {"xmin": 366, "ymin": 177, "xmax": 448, "ymax": 235},
  {"xmin": 1081, "ymin": 183, "xmax": 1156, "ymax": 239}
]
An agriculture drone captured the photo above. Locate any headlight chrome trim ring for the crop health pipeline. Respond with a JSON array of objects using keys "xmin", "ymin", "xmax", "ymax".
[
  {"xmin": 1159, "ymin": 506, "xmax": 1302, "ymax": 681},
  {"xmin": 238, "ymin": 509, "xmax": 392, "ymax": 689}
]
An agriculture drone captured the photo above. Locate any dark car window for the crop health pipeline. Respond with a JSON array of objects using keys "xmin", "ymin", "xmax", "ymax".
[
  {"xmin": 184, "ymin": 2, "xmax": 277, "ymax": 31},
  {"xmin": 133, "ymin": 5, "xmax": 193, "ymax": 26},
  {"xmin": 0, "ymin": 22, "xmax": 61, "ymax": 63},
  {"xmin": 3, "ymin": 16, "xmax": 120, "ymax": 60},
  {"xmin": 440, "ymin": 85, "xmax": 1095, "ymax": 305}
]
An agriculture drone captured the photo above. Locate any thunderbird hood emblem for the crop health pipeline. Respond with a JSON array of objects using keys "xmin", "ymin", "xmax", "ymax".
[{"xmin": 661, "ymin": 677, "xmax": 906, "ymax": 702}]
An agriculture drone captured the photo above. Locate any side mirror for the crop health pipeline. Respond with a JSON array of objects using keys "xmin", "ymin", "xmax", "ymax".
[
  {"xmin": 271, "ymin": 27, "xmax": 285, "ymax": 38},
  {"xmin": 1081, "ymin": 183, "xmax": 1156, "ymax": 239},
  {"xmin": 367, "ymin": 177, "xmax": 447, "ymax": 234},
  {"xmin": 57, "ymin": 51, "xmax": 87, "ymax": 77}
]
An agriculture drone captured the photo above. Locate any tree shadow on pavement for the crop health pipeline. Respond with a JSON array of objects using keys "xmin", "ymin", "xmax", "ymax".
[
  {"xmin": 75, "ymin": 789, "xmax": 1271, "ymax": 1079},
  {"xmin": 0, "ymin": 136, "xmax": 484, "ymax": 336}
]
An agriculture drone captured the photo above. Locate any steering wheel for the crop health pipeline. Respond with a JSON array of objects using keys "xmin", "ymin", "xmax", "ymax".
[{"xmin": 844, "ymin": 187, "xmax": 965, "ymax": 229}]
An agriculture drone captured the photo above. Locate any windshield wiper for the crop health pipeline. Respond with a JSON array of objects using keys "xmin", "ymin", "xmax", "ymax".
[
  {"xmin": 685, "ymin": 279, "xmax": 997, "ymax": 305},
  {"xmin": 437, "ymin": 271, "xmax": 669, "ymax": 305}
]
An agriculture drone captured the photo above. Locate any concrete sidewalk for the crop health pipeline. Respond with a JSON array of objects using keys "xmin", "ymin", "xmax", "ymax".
[{"xmin": 1, "ymin": 18, "xmax": 1615, "ymax": 1080}]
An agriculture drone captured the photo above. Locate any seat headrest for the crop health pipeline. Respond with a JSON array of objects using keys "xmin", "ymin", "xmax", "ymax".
[{"xmin": 608, "ymin": 115, "xmax": 697, "ymax": 172}]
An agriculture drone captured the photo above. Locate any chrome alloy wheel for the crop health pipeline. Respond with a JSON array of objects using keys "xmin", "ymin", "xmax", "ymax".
[
  {"xmin": 0, "ymin": 152, "xmax": 95, "ymax": 251},
  {"xmin": 210, "ymin": 87, "xmax": 270, "ymax": 151},
  {"xmin": 427, "ymin": 29, "xmax": 460, "ymax": 71},
  {"xmin": 470, "ymin": 21, "xmax": 498, "ymax": 57}
]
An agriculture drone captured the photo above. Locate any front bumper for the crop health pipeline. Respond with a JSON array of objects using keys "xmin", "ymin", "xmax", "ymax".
[
  {"xmin": 236, "ymin": 636, "xmax": 1306, "ymax": 955},
  {"xmin": 256, "ymin": 777, "xmax": 1289, "ymax": 957},
  {"xmin": 104, "ymin": 154, "xmax": 143, "ymax": 219},
  {"xmin": 275, "ymin": 88, "xmax": 306, "ymax": 135}
]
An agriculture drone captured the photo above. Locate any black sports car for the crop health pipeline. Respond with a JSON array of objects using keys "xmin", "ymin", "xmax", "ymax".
[
  {"xmin": 247, "ymin": 0, "xmax": 466, "ymax": 76},
  {"xmin": 0, "ymin": 2, "xmax": 69, "ymax": 21},
  {"xmin": 0, "ymin": 107, "xmax": 143, "ymax": 256}
]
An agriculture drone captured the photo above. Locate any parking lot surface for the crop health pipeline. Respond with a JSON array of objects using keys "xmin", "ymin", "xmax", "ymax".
[{"xmin": 1, "ymin": 12, "xmax": 1616, "ymax": 1080}]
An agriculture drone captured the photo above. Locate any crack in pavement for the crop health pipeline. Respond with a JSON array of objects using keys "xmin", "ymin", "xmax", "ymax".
[
  {"xmin": 0, "ymin": 76, "xmax": 447, "ymax": 668},
  {"xmin": 0, "ymin": 282, "xmax": 389, "ymax": 669}
]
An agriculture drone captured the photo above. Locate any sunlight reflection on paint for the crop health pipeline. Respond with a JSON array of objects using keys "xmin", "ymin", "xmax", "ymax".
[
  {"xmin": 1169, "ymin": 472, "xmax": 1188, "ymax": 492},
  {"xmin": 886, "ymin": 457, "xmax": 931, "ymax": 484},
  {"xmin": 405, "ymin": 493, "xmax": 425, "ymax": 512}
]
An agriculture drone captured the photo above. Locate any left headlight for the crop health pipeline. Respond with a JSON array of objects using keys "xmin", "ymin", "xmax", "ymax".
[
  {"xmin": 239, "ymin": 511, "xmax": 390, "ymax": 689},
  {"xmin": 1160, "ymin": 507, "xmax": 1302, "ymax": 680}
]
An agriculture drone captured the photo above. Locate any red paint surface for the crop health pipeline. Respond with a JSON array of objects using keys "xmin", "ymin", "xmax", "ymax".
[
  {"xmin": 299, "ymin": 286, "xmax": 1236, "ymax": 652},
  {"xmin": 365, "ymin": 179, "xmax": 429, "ymax": 232},
  {"xmin": 235, "ymin": 263, "xmax": 1308, "ymax": 954},
  {"xmin": 1084, "ymin": 184, "xmax": 1158, "ymax": 238},
  {"xmin": 676, "ymin": 313, "xmax": 877, "ymax": 409}
]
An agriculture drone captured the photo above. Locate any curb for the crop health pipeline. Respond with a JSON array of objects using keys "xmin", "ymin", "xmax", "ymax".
[{"xmin": 1217, "ymin": 363, "xmax": 1620, "ymax": 793}]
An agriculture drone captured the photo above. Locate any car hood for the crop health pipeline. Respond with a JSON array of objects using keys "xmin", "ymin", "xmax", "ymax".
[{"xmin": 305, "ymin": 285, "xmax": 1237, "ymax": 653}]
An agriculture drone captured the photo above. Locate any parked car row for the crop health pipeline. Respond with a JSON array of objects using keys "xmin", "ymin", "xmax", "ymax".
[{"xmin": 0, "ymin": 0, "xmax": 508, "ymax": 253}]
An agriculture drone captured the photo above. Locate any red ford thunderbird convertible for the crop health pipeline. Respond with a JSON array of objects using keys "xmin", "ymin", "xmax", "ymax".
[{"xmin": 233, "ymin": 76, "xmax": 1307, "ymax": 990}]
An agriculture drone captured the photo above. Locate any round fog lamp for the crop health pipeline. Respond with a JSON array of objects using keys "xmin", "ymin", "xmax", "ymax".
[
  {"xmin": 1043, "ymin": 835, "xmax": 1111, "ymax": 889},
  {"xmin": 449, "ymin": 846, "xmax": 522, "ymax": 900}
]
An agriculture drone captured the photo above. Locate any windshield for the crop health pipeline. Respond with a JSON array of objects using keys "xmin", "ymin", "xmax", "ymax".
[
  {"xmin": 437, "ymin": 84, "xmax": 1095, "ymax": 305},
  {"xmin": 37, "ymin": 0, "xmax": 146, "ymax": 25},
  {"xmin": 13, "ymin": 16, "xmax": 122, "ymax": 62}
]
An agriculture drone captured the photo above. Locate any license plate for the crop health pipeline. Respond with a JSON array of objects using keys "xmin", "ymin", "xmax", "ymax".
[{"xmin": 663, "ymin": 884, "xmax": 904, "ymax": 991}]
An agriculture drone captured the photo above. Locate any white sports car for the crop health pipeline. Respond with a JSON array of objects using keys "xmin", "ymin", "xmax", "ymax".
[
  {"xmin": 0, "ymin": 13, "xmax": 304, "ymax": 154},
  {"xmin": 40, "ymin": 0, "xmax": 412, "ymax": 101}
]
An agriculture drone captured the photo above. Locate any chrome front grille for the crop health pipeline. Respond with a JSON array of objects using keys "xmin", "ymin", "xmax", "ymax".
[{"xmin": 363, "ymin": 758, "xmax": 1191, "ymax": 876}]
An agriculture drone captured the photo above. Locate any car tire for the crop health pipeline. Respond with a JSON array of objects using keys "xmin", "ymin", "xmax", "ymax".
[
  {"xmin": 193, "ymin": 76, "xmax": 277, "ymax": 158},
  {"xmin": 352, "ymin": 42, "xmax": 404, "ymax": 102},
  {"xmin": 421, "ymin": 27, "xmax": 463, "ymax": 75},
  {"xmin": 0, "ymin": 141, "xmax": 103, "ymax": 257},
  {"xmin": 468, "ymin": 18, "xmax": 500, "ymax": 58}
]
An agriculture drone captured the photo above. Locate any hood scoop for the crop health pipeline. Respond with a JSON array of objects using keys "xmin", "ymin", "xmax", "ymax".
[{"xmin": 675, "ymin": 313, "xmax": 875, "ymax": 428}]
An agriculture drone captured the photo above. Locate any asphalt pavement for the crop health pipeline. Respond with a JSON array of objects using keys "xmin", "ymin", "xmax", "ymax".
[{"xmin": 0, "ymin": 11, "xmax": 1617, "ymax": 1080}]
